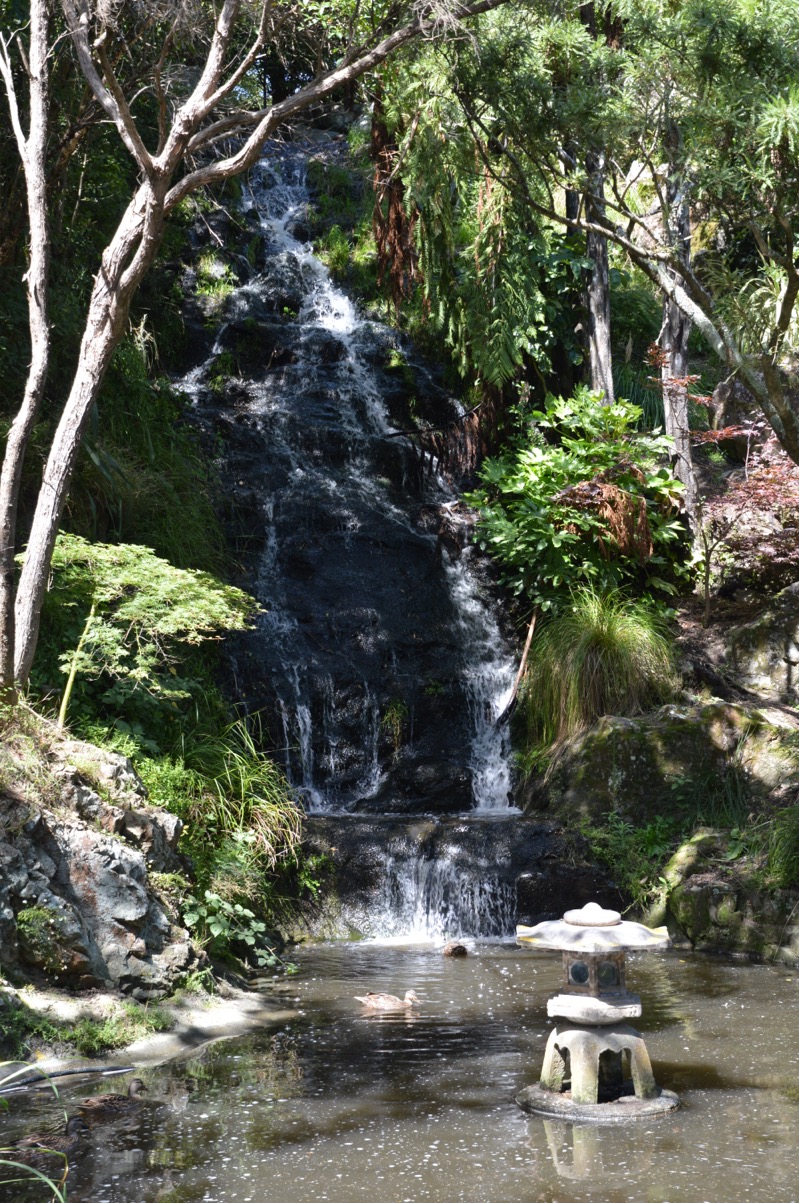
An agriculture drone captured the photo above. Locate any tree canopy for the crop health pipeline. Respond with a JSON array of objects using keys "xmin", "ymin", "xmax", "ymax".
[{"xmin": 2, "ymin": 0, "xmax": 799, "ymax": 690}]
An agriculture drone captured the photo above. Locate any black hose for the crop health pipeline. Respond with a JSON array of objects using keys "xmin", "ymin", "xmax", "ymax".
[{"xmin": 0, "ymin": 1065, "xmax": 135, "ymax": 1094}]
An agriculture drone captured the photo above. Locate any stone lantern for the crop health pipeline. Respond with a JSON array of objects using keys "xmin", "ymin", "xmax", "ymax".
[{"xmin": 515, "ymin": 902, "xmax": 679, "ymax": 1121}]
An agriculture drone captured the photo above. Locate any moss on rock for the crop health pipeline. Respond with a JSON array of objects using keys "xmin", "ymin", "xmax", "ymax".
[{"xmin": 525, "ymin": 701, "xmax": 799, "ymax": 824}]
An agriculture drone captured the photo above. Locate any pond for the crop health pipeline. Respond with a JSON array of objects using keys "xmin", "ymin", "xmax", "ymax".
[{"xmin": 1, "ymin": 942, "xmax": 798, "ymax": 1202}]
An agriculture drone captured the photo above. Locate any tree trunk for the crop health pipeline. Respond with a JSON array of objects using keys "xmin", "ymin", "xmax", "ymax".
[
  {"xmin": 14, "ymin": 183, "xmax": 163, "ymax": 682},
  {"xmin": 0, "ymin": 0, "xmax": 50, "ymax": 696},
  {"xmin": 660, "ymin": 168, "xmax": 697, "ymax": 527},
  {"xmin": 585, "ymin": 157, "xmax": 614, "ymax": 403}
]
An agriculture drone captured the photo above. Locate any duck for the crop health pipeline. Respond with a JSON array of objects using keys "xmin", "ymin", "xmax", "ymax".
[
  {"xmin": 354, "ymin": 989, "xmax": 420, "ymax": 1011},
  {"xmin": 78, "ymin": 1076, "xmax": 148, "ymax": 1119},
  {"xmin": 10, "ymin": 1115, "xmax": 89, "ymax": 1164}
]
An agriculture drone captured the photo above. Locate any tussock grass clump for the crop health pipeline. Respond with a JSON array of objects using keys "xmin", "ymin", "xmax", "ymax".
[
  {"xmin": 0, "ymin": 703, "xmax": 61, "ymax": 815},
  {"xmin": 185, "ymin": 718, "xmax": 302, "ymax": 870},
  {"xmin": 768, "ymin": 803, "xmax": 799, "ymax": 887},
  {"xmin": 520, "ymin": 587, "xmax": 678, "ymax": 755}
]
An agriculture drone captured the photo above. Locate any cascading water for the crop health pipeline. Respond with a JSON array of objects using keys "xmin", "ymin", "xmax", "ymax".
[{"xmin": 181, "ymin": 136, "xmax": 536, "ymax": 938}]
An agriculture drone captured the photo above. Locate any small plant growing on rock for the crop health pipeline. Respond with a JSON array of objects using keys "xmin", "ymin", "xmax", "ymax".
[
  {"xmin": 15, "ymin": 908, "xmax": 70, "ymax": 978},
  {"xmin": 381, "ymin": 699, "xmax": 408, "ymax": 756},
  {"xmin": 195, "ymin": 250, "xmax": 236, "ymax": 298}
]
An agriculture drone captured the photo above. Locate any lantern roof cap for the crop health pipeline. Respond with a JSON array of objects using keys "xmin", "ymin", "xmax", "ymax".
[{"xmin": 516, "ymin": 901, "xmax": 671, "ymax": 953}]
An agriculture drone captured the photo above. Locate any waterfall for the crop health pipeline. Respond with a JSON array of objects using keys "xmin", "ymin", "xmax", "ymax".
[{"xmin": 182, "ymin": 137, "xmax": 526, "ymax": 936}]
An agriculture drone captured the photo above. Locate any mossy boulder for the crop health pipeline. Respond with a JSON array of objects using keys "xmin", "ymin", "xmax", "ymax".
[
  {"xmin": 652, "ymin": 831, "xmax": 799, "ymax": 965},
  {"xmin": 524, "ymin": 701, "xmax": 799, "ymax": 824},
  {"xmin": 725, "ymin": 582, "xmax": 799, "ymax": 699}
]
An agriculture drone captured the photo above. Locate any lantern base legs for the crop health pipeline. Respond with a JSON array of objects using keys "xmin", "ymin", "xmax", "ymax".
[{"xmin": 517, "ymin": 1022, "xmax": 679, "ymax": 1124}]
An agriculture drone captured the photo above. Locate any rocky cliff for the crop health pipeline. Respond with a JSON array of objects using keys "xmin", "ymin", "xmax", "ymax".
[{"xmin": 0, "ymin": 720, "xmax": 196, "ymax": 1000}]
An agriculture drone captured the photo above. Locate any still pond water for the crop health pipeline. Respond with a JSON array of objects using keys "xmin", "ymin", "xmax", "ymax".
[{"xmin": 2, "ymin": 942, "xmax": 798, "ymax": 1202}]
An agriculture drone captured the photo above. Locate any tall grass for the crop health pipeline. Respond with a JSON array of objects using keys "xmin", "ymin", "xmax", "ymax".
[
  {"xmin": 184, "ymin": 718, "xmax": 302, "ymax": 869},
  {"xmin": 138, "ymin": 716, "xmax": 302, "ymax": 886},
  {"xmin": 519, "ymin": 587, "xmax": 678, "ymax": 754},
  {"xmin": 768, "ymin": 804, "xmax": 799, "ymax": 887},
  {"xmin": 613, "ymin": 363, "xmax": 664, "ymax": 430}
]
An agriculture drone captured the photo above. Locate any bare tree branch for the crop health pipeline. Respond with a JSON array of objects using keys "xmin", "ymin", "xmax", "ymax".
[{"xmin": 61, "ymin": 0, "xmax": 156, "ymax": 174}]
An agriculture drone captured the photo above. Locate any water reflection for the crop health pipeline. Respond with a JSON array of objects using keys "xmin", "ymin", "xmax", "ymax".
[
  {"xmin": 540, "ymin": 1118, "xmax": 656, "ymax": 1181},
  {"xmin": 0, "ymin": 945, "xmax": 798, "ymax": 1201}
]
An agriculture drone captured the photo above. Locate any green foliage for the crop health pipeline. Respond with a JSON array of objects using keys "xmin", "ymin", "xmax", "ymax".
[
  {"xmin": 195, "ymin": 251, "xmax": 236, "ymax": 298},
  {"xmin": 169, "ymin": 717, "xmax": 302, "ymax": 870},
  {"xmin": 381, "ymin": 699, "xmax": 408, "ymax": 755},
  {"xmin": 306, "ymin": 159, "xmax": 362, "ymax": 229},
  {"xmin": 317, "ymin": 224, "xmax": 353, "ymax": 275},
  {"xmin": 669, "ymin": 759, "xmax": 753, "ymax": 832},
  {"xmin": 208, "ymin": 350, "xmax": 237, "ymax": 394},
  {"xmin": 578, "ymin": 759, "xmax": 765, "ymax": 910},
  {"xmin": 15, "ymin": 908, "xmax": 70, "ymax": 978},
  {"xmin": 37, "ymin": 534, "xmax": 257, "ymax": 725},
  {"xmin": 577, "ymin": 812, "xmax": 678, "ymax": 912},
  {"xmin": 613, "ymin": 363, "xmax": 664, "ymax": 430},
  {"xmin": 71, "ymin": 337, "xmax": 226, "ymax": 575},
  {"xmin": 768, "ymin": 805, "xmax": 799, "ymax": 888},
  {"xmin": 519, "ymin": 587, "xmax": 678, "ymax": 756},
  {"xmin": 68, "ymin": 1002, "xmax": 172, "ymax": 1056},
  {"xmin": 468, "ymin": 388, "xmax": 689, "ymax": 610},
  {"xmin": 0, "ymin": 994, "xmax": 169, "ymax": 1061},
  {"xmin": 609, "ymin": 270, "xmax": 662, "ymax": 363},
  {"xmin": 183, "ymin": 891, "xmax": 282, "ymax": 969},
  {"xmin": 0, "ymin": 704, "xmax": 61, "ymax": 813},
  {"xmin": 136, "ymin": 717, "xmax": 306, "ymax": 961}
]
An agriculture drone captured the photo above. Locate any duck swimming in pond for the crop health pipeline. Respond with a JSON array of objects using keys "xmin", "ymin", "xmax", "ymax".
[
  {"xmin": 78, "ymin": 1076, "xmax": 148, "ymax": 1119},
  {"xmin": 10, "ymin": 1115, "xmax": 89, "ymax": 1165},
  {"xmin": 354, "ymin": 990, "xmax": 420, "ymax": 1011}
]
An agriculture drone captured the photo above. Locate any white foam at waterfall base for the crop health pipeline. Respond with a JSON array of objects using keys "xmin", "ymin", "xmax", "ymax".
[{"xmin": 369, "ymin": 847, "xmax": 517, "ymax": 941}]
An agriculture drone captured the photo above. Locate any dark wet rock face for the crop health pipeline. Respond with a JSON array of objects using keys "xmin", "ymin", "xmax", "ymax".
[
  {"xmin": 183, "ymin": 141, "xmax": 516, "ymax": 817},
  {"xmin": 292, "ymin": 816, "xmax": 624, "ymax": 939}
]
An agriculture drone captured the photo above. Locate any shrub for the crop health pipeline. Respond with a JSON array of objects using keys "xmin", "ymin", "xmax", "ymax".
[
  {"xmin": 468, "ymin": 388, "xmax": 689, "ymax": 611},
  {"xmin": 519, "ymin": 586, "xmax": 678, "ymax": 753},
  {"xmin": 35, "ymin": 534, "xmax": 257, "ymax": 728}
]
